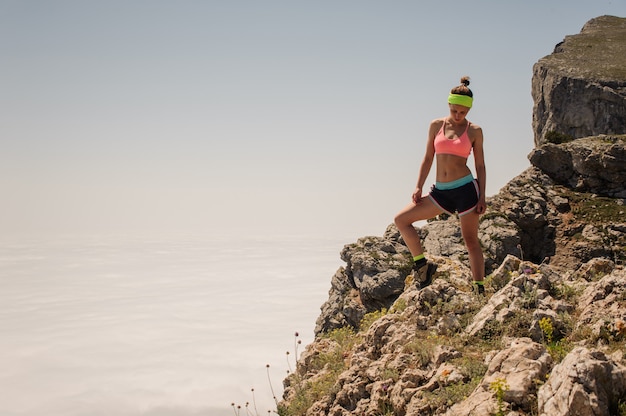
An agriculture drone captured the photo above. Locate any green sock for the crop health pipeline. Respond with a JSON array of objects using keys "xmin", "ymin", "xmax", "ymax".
[
  {"xmin": 413, "ymin": 254, "xmax": 426, "ymax": 269},
  {"xmin": 475, "ymin": 280, "xmax": 484, "ymax": 286}
]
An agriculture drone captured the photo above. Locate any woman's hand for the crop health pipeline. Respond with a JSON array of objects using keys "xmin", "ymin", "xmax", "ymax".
[
  {"xmin": 412, "ymin": 187, "xmax": 423, "ymax": 204},
  {"xmin": 476, "ymin": 198, "xmax": 486, "ymax": 215}
]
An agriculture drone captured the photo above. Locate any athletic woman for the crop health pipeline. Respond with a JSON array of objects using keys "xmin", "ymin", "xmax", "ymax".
[{"xmin": 394, "ymin": 76, "xmax": 487, "ymax": 293}]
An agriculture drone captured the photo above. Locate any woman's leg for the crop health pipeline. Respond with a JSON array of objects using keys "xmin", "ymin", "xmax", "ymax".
[
  {"xmin": 394, "ymin": 198, "xmax": 443, "ymax": 256},
  {"xmin": 459, "ymin": 211, "xmax": 485, "ymax": 283}
]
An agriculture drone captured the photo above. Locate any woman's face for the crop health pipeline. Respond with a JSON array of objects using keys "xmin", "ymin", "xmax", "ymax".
[{"xmin": 448, "ymin": 104, "xmax": 470, "ymax": 123}]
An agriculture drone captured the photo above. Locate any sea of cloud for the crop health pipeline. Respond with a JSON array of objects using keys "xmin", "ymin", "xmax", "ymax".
[{"xmin": 0, "ymin": 233, "xmax": 347, "ymax": 415}]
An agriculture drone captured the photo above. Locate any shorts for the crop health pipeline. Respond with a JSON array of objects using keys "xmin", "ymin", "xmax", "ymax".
[{"xmin": 428, "ymin": 174, "xmax": 479, "ymax": 216}]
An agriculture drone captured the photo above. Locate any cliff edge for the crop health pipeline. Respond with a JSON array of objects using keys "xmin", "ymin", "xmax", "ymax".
[{"xmin": 532, "ymin": 15, "xmax": 626, "ymax": 145}]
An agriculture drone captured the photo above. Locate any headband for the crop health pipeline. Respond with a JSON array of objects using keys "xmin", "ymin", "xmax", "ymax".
[{"xmin": 448, "ymin": 94, "xmax": 473, "ymax": 108}]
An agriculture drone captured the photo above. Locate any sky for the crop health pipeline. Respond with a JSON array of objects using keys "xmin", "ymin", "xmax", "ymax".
[{"xmin": 2, "ymin": 0, "xmax": 626, "ymax": 241}]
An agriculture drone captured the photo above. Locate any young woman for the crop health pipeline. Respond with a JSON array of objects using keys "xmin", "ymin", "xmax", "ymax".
[{"xmin": 394, "ymin": 76, "xmax": 487, "ymax": 293}]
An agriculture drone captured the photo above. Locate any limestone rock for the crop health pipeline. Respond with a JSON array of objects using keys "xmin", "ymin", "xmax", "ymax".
[
  {"xmin": 575, "ymin": 267, "xmax": 626, "ymax": 342},
  {"xmin": 282, "ymin": 249, "xmax": 626, "ymax": 415},
  {"xmin": 488, "ymin": 166, "xmax": 626, "ymax": 270},
  {"xmin": 446, "ymin": 338, "xmax": 552, "ymax": 415},
  {"xmin": 532, "ymin": 16, "xmax": 626, "ymax": 145},
  {"xmin": 528, "ymin": 136, "xmax": 626, "ymax": 198},
  {"xmin": 421, "ymin": 217, "xmax": 468, "ymax": 261},
  {"xmin": 314, "ymin": 228, "xmax": 413, "ymax": 335},
  {"xmin": 538, "ymin": 347, "xmax": 626, "ymax": 416}
]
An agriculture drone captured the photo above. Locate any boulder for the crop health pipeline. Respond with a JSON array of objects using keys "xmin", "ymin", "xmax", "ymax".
[{"xmin": 538, "ymin": 347, "xmax": 626, "ymax": 416}]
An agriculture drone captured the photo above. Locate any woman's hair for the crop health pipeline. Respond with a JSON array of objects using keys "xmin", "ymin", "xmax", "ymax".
[{"xmin": 450, "ymin": 76, "xmax": 473, "ymax": 97}]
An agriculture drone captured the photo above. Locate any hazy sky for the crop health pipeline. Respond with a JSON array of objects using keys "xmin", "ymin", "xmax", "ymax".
[{"xmin": 2, "ymin": 0, "xmax": 625, "ymax": 241}]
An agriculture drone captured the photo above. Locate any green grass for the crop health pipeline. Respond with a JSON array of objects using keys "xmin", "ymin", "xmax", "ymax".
[{"xmin": 542, "ymin": 16, "xmax": 626, "ymax": 80}]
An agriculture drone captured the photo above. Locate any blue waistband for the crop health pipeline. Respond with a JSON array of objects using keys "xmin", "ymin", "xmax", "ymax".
[{"xmin": 435, "ymin": 174, "xmax": 475, "ymax": 190}]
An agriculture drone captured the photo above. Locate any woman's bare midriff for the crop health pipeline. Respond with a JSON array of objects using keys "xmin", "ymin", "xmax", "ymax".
[{"xmin": 435, "ymin": 154, "xmax": 472, "ymax": 183}]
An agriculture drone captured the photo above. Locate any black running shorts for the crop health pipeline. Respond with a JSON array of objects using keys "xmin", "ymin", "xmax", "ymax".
[{"xmin": 428, "ymin": 179, "xmax": 479, "ymax": 216}]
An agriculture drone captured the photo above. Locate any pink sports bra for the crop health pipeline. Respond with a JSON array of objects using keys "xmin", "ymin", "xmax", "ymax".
[{"xmin": 434, "ymin": 118, "xmax": 473, "ymax": 158}]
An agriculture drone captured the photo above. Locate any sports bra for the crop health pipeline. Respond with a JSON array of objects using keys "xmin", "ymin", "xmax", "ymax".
[{"xmin": 433, "ymin": 118, "xmax": 473, "ymax": 158}]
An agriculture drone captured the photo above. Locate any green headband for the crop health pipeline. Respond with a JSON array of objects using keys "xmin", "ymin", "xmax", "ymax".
[{"xmin": 448, "ymin": 94, "xmax": 473, "ymax": 108}]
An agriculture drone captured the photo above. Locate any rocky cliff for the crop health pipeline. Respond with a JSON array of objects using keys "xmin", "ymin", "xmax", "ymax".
[
  {"xmin": 278, "ymin": 16, "xmax": 626, "ymax": 416},
  {"xmin": 532, "ymin": 15, "xmax": 626, "ymax": 146}
]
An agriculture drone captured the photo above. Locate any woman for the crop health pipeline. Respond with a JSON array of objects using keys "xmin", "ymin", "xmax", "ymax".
[{"xmin": 394, "ymin": 76, "xmax": 487, "ymax": 293}]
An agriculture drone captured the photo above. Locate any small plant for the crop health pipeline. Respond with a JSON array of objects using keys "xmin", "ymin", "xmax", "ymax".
[
  {"xmin": 453, "ymin": 355, "xmax": 488, "ymax": 382},
  {"xmin": 377, "ymin": 383, "xmax": 394, "ymax": 415},
  {"xmin": 551, "ymin": 282, "xmax": 581, "ymax": 301},
  {"xmin": 402, "ymin": 332, "xmax": 439, "ymax": 368},
  {"xmin": 423, "ymin": 380, "xmax": 477, "ymax": 411},
  {"xmin": 520, "ymin": 282, "xmax": 539, "ymax": 309},
  {"xmin": 380, "ymin": 366, "xmax": 400, "ymax": 382},
  {"xmin": 548, "ymin": 339, "xmax": 572, "ymax": 362},
  {"xmin": 360, "ymin": 308, "xmax": 388, "ymax": 332},
  {"xmin": 539, "ymin": 317, "xmax": 554, "ymax": 344},
  {"xmin": 390, "ymin": 297, "xmax": 408, "ymax": 314},
  {"xmin": 489, "ymin": 377, "xmax": 510, "ymax": 416},
  {"xmin": 544, "ymin": 130, "xmax": 574, "ymax": 144},
  {"xmin": 538, "ymin": 317, "xmax": 573, "ymax": 362},
  {"xmin": 280, "ymin": 327, "xmax": 358, "ymax": 416},
  {"xmin": 286, "ymin": 332, "xmax": 303, "ymax": 373},
  {"xmin": 233, "ymin": 332, "xmax": 312, "ymax": 416},
  {"xmin": 478, "ymin": 318, "xmax": 504, "ymax": 342}
]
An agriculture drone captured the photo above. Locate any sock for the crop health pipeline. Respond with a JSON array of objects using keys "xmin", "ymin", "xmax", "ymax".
[
  {"xmin": 474, "ymin": 280, "xmax": 484, "ymax": 286},
  {"xmin": 413, "ymin": 254, "xmax": 426, "ymax": 269}
]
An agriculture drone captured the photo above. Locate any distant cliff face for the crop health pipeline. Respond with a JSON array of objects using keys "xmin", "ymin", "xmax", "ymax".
[{"xmin": 532, "ymin": 15, "xmax": 626, "ymax": 146}]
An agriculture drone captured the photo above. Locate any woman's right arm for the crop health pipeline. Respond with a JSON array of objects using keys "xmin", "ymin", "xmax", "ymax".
[{"xmin": 412, "ymin": 119, "xmax": 440, "ymax": 203}]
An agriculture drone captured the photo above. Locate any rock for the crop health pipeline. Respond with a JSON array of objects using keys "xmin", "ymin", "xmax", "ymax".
[
  {"xmin": 315, "ymin": 268, "xmax": 366, "ymax": 335},
  {"xmin": 538, "ymin": 347, "xmax": 626, "ymax": 416},
  {"xmin": 447, "ymin": 338, "xmax": 552, "ymax": 415},
  {"xmin": 528, "ymin": 136, "xmax": 626, "ymax": 198},
  {"xmin": 464, "ymin": 266, "xmax": 552, "ymax": 338},
  {"xmin": 282, "ymin": 250, "xmax": 626, "ymax": 415},
  {"xmin": 422, "ymin": 218, "xmax": 468, "ymax": 261},
  {"xmin": 575, "ymin": 268, "xmax": 626, "ymax": 342},
  {"xmin": 487, "ymin": 168, "xmax": 557, "ymax": 266},
  {"xmin": 576, "ymin": 257, "xmax": 616, "ymax": 282},
  {"xmin": 532, "ymin": 16, "xmax": 626, "ymax": 145},
  {"xmin": 488, "ymin": 165, "xmax": 626, "ymax": 270},
  {"xmin": 442, "ymin": 389, "xmax": 497, "ymax": 416},
  {"xmin": 314, "ymin": 230, "xmax": 412, "ymax": 335},
  {"xmin": 479, "ymin": 214, "xmax": 523, "ymax": 272}
]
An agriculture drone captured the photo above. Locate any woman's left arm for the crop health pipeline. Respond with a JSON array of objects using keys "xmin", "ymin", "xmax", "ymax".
[{"xmin": 471, "ymin": 125, "xmax": 487, "ymax": 214}]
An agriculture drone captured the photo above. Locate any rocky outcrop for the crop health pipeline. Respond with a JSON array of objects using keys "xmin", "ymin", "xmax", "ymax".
[
  {"xmin": 282, "ymin": 256, "xmax": 626, "ymax": 415},
  {"xmin": 314, "ymin": 150, "xmax": 626, "ymax": 337},
  {"xmin": 447, "ymin": 337, "xmax": 553, "ymax": 416},
  {"xmin": 532, "ymin": 15, "xmax": 626, "ymax": 146},
  {"xmin": 487, "ymin": 164, "xmax": 626, "ymax": 271},
  {"xmin": 529, "ymin": 135, "xmax": 626, "ymax": 198},
  {"xmin": 315, "ymin": 230, "xmax": 412, "ymax": 334}
]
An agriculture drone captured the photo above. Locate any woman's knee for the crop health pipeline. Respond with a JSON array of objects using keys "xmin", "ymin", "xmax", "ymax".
[
  {"xmin": 394, "ymin": 212, "xmax": 407, "ymax": 229},
  {"xmin": 464, "ymin": 236, "xmax": 482, "ymax": 253},
  {"xmin": 394, "ymin": 207, "xmax": 412, "ymax": 227}
]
